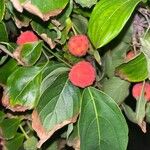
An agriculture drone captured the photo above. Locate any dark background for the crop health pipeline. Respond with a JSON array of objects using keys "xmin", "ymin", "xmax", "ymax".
[{"xmin": 127, "ymin": 118, "xmax": 150, "ymax": 150}]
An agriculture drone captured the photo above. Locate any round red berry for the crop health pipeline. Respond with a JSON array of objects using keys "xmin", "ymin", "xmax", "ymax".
[
  {"xmin": 17, "ymin": 31, "xmax": 38, "ymax": 45},
  {"xmin": 68, "ymin": 35, "xmax": 89, "ymax": 57},
  {"xmin": 69, "ymin": 61, "xmax": 96, "ymax": 88},
  {"xmin": 126, "ymin": 51, "xmax": 136, "ymax": 61},
  {"xmin": 132, "ymin": 82, "xmax": 150, "ymax": 101}
]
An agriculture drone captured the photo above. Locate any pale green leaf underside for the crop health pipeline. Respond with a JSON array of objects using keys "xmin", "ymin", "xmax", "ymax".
[
  {"xmin": 102, "ymin": 77, "xmax": 130, "ymax": 104},
  {"xmin": 79, "ymin": 87, "xmax": 128, "ymax": 150}
]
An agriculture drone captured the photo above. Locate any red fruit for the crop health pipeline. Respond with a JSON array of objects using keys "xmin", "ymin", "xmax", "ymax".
[
  {"xmin": 68, "ymin": 35, "xmax": 89, "ymax": 57},
  {"xmin": 17, "ymin": 31, "xmax": 38, "ymax": 45},
  {"xmin": 126, "ymin": 51, "xmax": 135, "ymax": 61},
  {"xmin": 69, "ymin": 61, "xmax": 96, "ymax": 88},
  {"xmin": 132, "ymin": 82, "xmax": 150, "ymax": 101}
]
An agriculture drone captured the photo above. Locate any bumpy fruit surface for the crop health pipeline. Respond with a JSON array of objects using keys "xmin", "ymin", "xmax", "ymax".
[
  {"xmin": 17, "ymin": 31, "xmax": 38, "ymax": 45},
  {"xmin": 69, "ymin": 61, "xmax": 96, "ymax": 88},
  {"xmin": 68, "ymin": 34, "xmax": 89, "ymax": 57},
  {"xmin": 132, "ymin": 82, "xmax": 150, "ymax": 101}
]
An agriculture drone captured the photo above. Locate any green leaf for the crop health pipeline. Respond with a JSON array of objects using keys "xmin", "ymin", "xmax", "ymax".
[
  {"xmin": 0, "ymin": 118, "xmax": 21, "ymax": 139},
  {"xmin": 135, "ymin": 82, "xmax": 147, "ymax": 132},
  {"xmin": 31, "ymin": 21, "xmax": 56, "ymax": 49},
  {"xmin": 0, "ymin": 22, "xmax": 8, "ymax": 42},
  {"xmin": 74, "ymin": 0, "xmax": 97, "ymax": 8},
  {"xmin": 102, "ymin": 77, "xmax": 130, "ymax": 104},
  {"xmin": 103, "ymin": 51, "xmax": 123, "ymax": 78},
  {"xmin": 0, "ymin": 111, "xmax": 5, "ymax": 123},
  {"xmin": 0, "ymin": 0, "xmax": 5, "ymax": 22},
  {"xmin": 4, "ymin": 133, "xmax": 24, "ymax": 150},
  {"xmin": 146, "ymin": 103, "xmax": 150, "ymax": 123},
  {"xmin": 24, "ymin": 136, "xmax": 38, "ymax": 150},
  {"xmin": 60, "ymin": 18, "xmax": 72, "ymax": 44},
  {"xmin": 5, "ymin": 65, "xmax": 45, "ymax": 111},
  {"xmin": 14, "ymin": 41, "xmax": 43, "ymax": 66},
  {"xmin": 122, "ymin": 103, "xmax": 137, "ymax": 123},
  {"xmin": 115, "ymin": 53, "xmax": 148, "ymax": 82},
  {"xmin": 32, "ymin": 64, "xmax": 81, "ymax": 147},
  {"xmin": 0, "ymin": 59, "xmax": 18, "ymax": 85},
  {"xmin": 58, "ymin": 0, "xmax": 73, "ymax": 24},
  {"xmin": 72, "ymin": 14, "xmax": 88, "ymax": 34},
  {"xmin": 17, "ymin": 0, "xmax": 69, "ymax": 21},
  {"xmin": 0, "ymin": 55, "xmax": 8, "ymax": 65},
  {"xmin": 79, "ymin": 87, "xmax": 128, "ymax": 150},
  {"xmin": 88, "ymin": 0, "xmax": 141, "ymax": 48}
]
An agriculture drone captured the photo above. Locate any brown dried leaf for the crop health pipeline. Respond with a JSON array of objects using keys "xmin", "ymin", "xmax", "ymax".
[
  {"xmin": 23, "ymin": 1, "xmax": 62, "ymax": 21},
  {"xmin": 14, "ymin": 17, "xmax": 31, "ymax": 29},
  {"xmin": 138, "ymin": 121, "xmax": 147, "ymax": 133},
  {"xmin": 13, "ymin": 46, "xmax": 25, "ymax": 66},
  {"xmin": 40, "ymin": 33, "xmax": 56, "ymax": 49},
  {"xmin": 67, "ymin": 137, "xmax": 80, "ymax": 150},
  {"xmin": 41, "ymin": 9, "xmax": 62, "ymax": 21},
  {"xmin": 22, "ymin": 1, "xmax": 43, "ymax": 20},
  {"xmin": 10, "ymin": 0, "xmax": 23, "ymax": 12},
  {"xmin": 32, "ymin": 110, "xmax": 78, "ymax": 148},
  {"xmin": 2, "ymin": 91, "xmax": 28, "ymax": 112},
  {"xmin": 115, "ymin": 70, "xmax": 129, "ymax": 82}
]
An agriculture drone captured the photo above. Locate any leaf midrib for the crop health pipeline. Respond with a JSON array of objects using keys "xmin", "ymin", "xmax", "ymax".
[
  {"xmin": 95, "ymin": 0, "xmax": 132, "ymax": 45},
  {"xmin": 40, "ymin": 78, "xmax": 71, "ymax": 129},
  {"xmin": 88, "ymin": 87, "xmax": 101, "ymax": 148}
]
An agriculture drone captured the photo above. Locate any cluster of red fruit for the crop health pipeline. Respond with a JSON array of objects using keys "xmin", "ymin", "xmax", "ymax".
[
  {"xmin": 17, "ymin": 31, "xmax": 96, "ymax": 88},
  {"xmin": 126, "ymin": 51, "xmax": 150, "ymax": 101},
  {"xmin": 68, "ymin": 35, "xmax": 96, "ymax": 88}
]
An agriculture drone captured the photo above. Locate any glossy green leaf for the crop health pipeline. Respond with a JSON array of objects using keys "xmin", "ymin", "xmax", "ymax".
[
  {"xmin": 0, "ymin": 22, "xmax": 8, "ymax": 42},
  {"xmin": 32, "ymin": 64, "xmax": 81, "ymax": 147},
  {"xmin": 0, "ymin": 118, "xmax": 21, "ymax": 139},
  {"xmin": 5, "ymin": 65, "xmax": 45, "ymax": 111},
  {"xmin": 75, "ymin": 0, "xmax": 97, "ymax": 8},
  {"xmin": 88, "ymin": 0, "xmax": 141, "ymax": 48},
  {"xmin": 16, "ymin": 41, "xmax": 42, "ymax": 66},
  {"xmin": 102, "ymin": 77, "xmax": 130, "ymax": 104},
  {"xmin": 0, "ymin": 0, "xmax": 5, "ymax": 22},
  {"xmin": 24, "ymin": 136, "xmax": 38, "ymax": 150},
  {"xmin": 79, "ymin": 87, "xmax": 128, "ymax": 150},
  {"xmin": 116, "ymin": 53, "xmax": 148, "ymax": 82},
  {"xmin": 0, "ymin": 59, "xmax": 18, "ymax": 85},
  {"xmin": 4, "ymin": 133, "xmax": 24, "ymax": 150}
]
